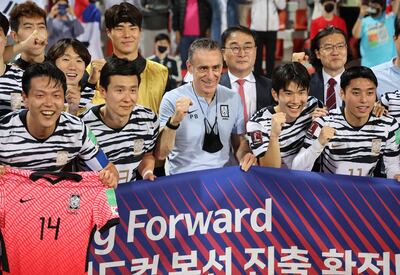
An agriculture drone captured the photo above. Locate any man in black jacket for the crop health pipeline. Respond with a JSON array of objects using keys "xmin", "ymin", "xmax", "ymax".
[{"xmin": 220, "ymin": 26, "xmax": 274, "ymax": 123}]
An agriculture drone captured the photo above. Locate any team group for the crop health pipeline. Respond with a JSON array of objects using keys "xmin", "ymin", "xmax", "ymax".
[{"xmin": 0, "ymin": 2, "xmax": 399, "ymax": 187}]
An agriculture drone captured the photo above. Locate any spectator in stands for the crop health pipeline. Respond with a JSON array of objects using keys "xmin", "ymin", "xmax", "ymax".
[
  {"xmin": 209, "ymin": 0, "xmax": 239, "ymax": 43},
  {"xmin": 247, "ymin": 62, "xmax": 323, "ymax": 169},
  {"xmin": 46, "ymin": 0, "xmax": 84, "ymax": 50},
  {"xmin": 372, "ymin": 15, "xmax": 400, "ymax": 98},
  {"xmin": 352, "ymin": 0, "xmax": 399, "ymax": 67},
  {"xmin": 138, "ymin": 0, "xmax": 171, "ymax": 58},
  {"xmin": 172, "ymin": 0, "xmax": 212, "ymax": 70},
  {"xmin": 310, "ymin": 0, "xmax": 348, "ymax": 39},
  {"xmin": 292, "ymin": 66, "xmax": 400, "ymax": 180},
  {"xmin": 250, "ymin": 0, "xmax": 286, "ymax": 78},
  {"xmin": 220, "ymin": 25, "xmax": 274, "ymax": 122},
  {"xmin": 155, "ymin": 38, "xmax": 256, "ymax": 175},
  {"xmin": 148, "ymin": 33, "xmax": 180, "ymax": 89},
  {"xmin": 47, "ymin": 38, "xmax": 96, "ymax": 115}
]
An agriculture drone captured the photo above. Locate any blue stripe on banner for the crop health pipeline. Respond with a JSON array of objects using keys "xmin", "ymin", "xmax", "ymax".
[{"xmin": 89, "ymin": 166, "xmax": 400, "ymax": 274}]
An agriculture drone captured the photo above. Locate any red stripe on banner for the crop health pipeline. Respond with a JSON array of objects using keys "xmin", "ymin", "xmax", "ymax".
[
  {"xmin": 370, "ymin": 186, "xmax": 400, "ymax": 226},
  {"xmin": 259, "ymin": 181, "xmax": 320, "ymax": 274},
  {"xmin": 291, "ymin": 180, "xmax": 344, "ymax": 251},
  {"xmin": 353, "ymin": 183, "xmax": 400, "ymax": 246},
  {"xmin": 305, "ymin": 181, "xmax": 364, "ymax": 254},
  {"xmin": 132, "ymin": 192, "xmax": 174, "ymax": 271},
  {"xmin": 385, "ymin": 185, "xmax": 400, "ymax": 205},
  {"xmin": 319, "ymin": 182, "xmax": 376, "ymax": 252},
  {"xmin": 148, "ymin": 190, "xmax": 207, "ymax": 270},
  {"xmin": 338, "ymin": 183, "xmax": 393, "ymax": 253},
  {"xmin": 189, "ymin": 184, "xmax": 243, "ymax": 274},
  {"xmin": 269, "ymin": 179, "xmax": 324, "ymax": 272}
]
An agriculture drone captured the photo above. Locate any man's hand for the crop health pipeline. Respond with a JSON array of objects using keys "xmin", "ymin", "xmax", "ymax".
[
  {"xmin": 170, "ymin": 97, "xmax": 192, "ymax": 126},
  {"xmin": 312, "ymin": 107, "xmax": 329, "ymax": 121},
  {"xmin": 372, "ymin": 102, "xmax": 387, "ymax": 117},
  {"xmin": 318, "ymin": 126, "xmax": 335, "ymax": 146},
  {"xmin": 142, "ymin": 170, "xmax": 156, "ymax": 181},
  {"xmin": 292, "ymin": 52, "xmax": 309, "ymax": 63},
  {"xmin": 270, "ymin": 112, "xmax": 286, "ymax": 138},
  {"xmin": 240, "ymin": 152, "xmax": 257, "ymax": 172},
  {"xmin": 99, "ymin": 162, "xmax": 119, "ymax": 189},
  {"xmin": 394, "ymin": 174, "xmax": 400, "ymax": 182},
  {"xmin": 66, "ymin": 85, "xmax": 81, "ymax": 115},
  {"xmin": 19, "ymin": 30, "xmax": 47, "ymax": 52},
  {"xmin": 0, "ymin": 165, "xmax": 6, "ymax": 175},
  {"xmin": 88, "ymin": 59, "xmax": 107, "ymax": 84}
]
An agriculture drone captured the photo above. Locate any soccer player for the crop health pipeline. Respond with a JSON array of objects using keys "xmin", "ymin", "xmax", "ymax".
[
  {"xmin": 81, "ymin": 59, "xmax": 159, "ymax": 183},
  {"xmin": 0, "ymin": 12, "xmax": 24, "ymax": 117},
  {"xmin": 247, "ymin": 62, "xmax": 323, "ymax": 169},
  {"xmin": 0, "ymin": 62, "xmax": 118, "ymax": 188},
  {"xmin": 47, "ymin": 38, "xmax": 96, "ymax": 115},
  {"xmin": 292, "ymin": 66, "xmax": 400, "ymax": 179},
  {"xmin": 155, "ymin": 38, "xmax": 256, "ymax": 175}
]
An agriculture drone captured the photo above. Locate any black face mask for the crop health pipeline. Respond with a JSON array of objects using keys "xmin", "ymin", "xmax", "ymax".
[
  {"xmin": 157, "ymin": 46, "xmax": 168, "ymax": 53},
  {"xmin": 324, "ymin": 3, "xmax": 335, "ymax": 13},
  {"xmin": 202, "ymin": 119, "xmax": 223, "ymax": 153}
]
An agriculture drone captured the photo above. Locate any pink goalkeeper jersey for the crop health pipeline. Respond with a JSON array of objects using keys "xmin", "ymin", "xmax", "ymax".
[{"xmin": 0, "ymin": 168, "xmax": 119, "ymax": 274}]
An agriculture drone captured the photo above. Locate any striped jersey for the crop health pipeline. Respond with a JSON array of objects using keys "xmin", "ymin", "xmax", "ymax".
[
  {"xmin": 81, "ymin": 105, "xmax": 159, "ymax": 183},
  {"xmin": 79, "ymin": 85, "xmax": 95, "ymax": 110},
  {"xmin": 0, "ymin": 110, "xmax": 109, "ymax": 172},
  {"xmin": 247, "ymin": 96, "xmax": 323, "ymax": 169},
  {"xmin": 0, "ymin": 64, "xmax": 24, "ymax": 117},
  {"xmin": 292, "ymin": 108, "xmax": 400, "ymax": 178},
  {"xmin": 0, "ymin": 167, "xmax": 119, "ymax": 274},
  {"xmin": 380, "ymin": 90, "xmax": 400, "ymax": 121}
]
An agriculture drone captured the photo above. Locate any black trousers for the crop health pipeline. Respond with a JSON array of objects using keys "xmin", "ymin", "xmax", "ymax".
[{"xmin": 254, "ymin": 30, "xmax": 277, "ymax": 78}]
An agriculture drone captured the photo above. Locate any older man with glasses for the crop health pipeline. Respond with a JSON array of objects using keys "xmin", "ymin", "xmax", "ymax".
[
  {"xmin": 220, "ymin": 26, "xmax": 274, "ymax": 124},
  {"xmin": 155, "ymin": 38, "xmax": 256, "ymax": 175}
]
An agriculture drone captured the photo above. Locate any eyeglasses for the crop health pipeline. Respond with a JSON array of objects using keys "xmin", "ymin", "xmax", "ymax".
[
  {"xmin": 224, "ymin": 45, "xmax": 256, "ymax": 55},
  {"xmin": 319, "ymin": 43, "xmax": 347, "ymax": 54}
]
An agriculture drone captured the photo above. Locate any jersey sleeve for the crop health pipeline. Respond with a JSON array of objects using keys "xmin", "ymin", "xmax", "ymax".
[
  {"xmin": 79, "ymin": 124, "xmax": 110, "ymax": 171},
  {"xmin": 93, "ymin": 188, "xmax": 119, "ymax": 233},
  {"xmin": 380, "ymin": 92, "xmax": 390, "ymax": 109},
  {"xmin": 159, "ymin": 93, "xmax": 176, "ymax": 128},
  {"xmin": 232, "ymin": 93, "xmax": 245, "ymax": 135},
  {"xmin": 383, "ymin": 118, "xmax": 400, "ymax": 178},
  {"xmin": 147, "ymin": 112, "xmax": 160, "ymax": 152},
  {"xmin": 291, "ymin": 118, "xmax": 325, "ymax": 171},
  {"xmin": 246, "ymin": 111, "xmax": 270, "ymax": 157}
]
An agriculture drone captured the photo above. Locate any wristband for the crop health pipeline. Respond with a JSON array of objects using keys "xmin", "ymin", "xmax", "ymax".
[
  {"xmin": 166, "ymin": 117, "xmax": 179, "ymax": 130},
  {"xmin": 142, "ymin": 170, "xmax": 153, "ymax": 178}
]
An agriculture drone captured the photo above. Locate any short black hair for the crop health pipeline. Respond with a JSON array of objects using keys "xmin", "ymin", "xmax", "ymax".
[
  {"xmin": 22, "ymin": 62, "xmax": 67, "ymax": 95},
  {"xmin": 340, "ymin": 66, "xmax": 377, "ymax": 90},
  {"xmin": 155, "ymin": 33, "xmax": 170, "ymax": 44},
  {"xmin": 310, "ymin": 26, "xmax": 348, "ymax": 71},
  {"xmin": 188, "ymin": 38, "xmax": 221, "ymax": 63},
  {"xmin": 0, "ymin": 12, "xmax": 9, "ymax": 36},
  {"xmin": 99, "ymin": 58, "xmax": 141, "ymax": 89},
  {"xmin": 272, "ymin": 62, "xmax": 310, "ymax": 93},
  {"xmin": 9, "ymin": 2, "xmax": 47, "ymax": 32},
  {"xmin": 221, "ymin": 25, "xmax": 256, "ymax": 48},
  {"xmin": 395, "ymin": 15, "xmax": 400, "ymax": 37},
  {"xmin": 105, "ymin": 2, "xmax": 142, "ymax": 30},
  {"xmin": 47, "ymin": 38, "xmax": 91, "ymax": 67}
]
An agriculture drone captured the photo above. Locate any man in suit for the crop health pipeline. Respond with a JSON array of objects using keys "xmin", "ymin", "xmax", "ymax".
[
  {"xmin": 309, "ymin": 26, "xmax": 348, "ymax": 111},
  {"xmin": 220, "ymin": 25, "xmax": 274, "ymax": 123}
]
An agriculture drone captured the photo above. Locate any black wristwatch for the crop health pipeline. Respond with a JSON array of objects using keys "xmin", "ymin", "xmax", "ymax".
[{"xmin": 166, "ymin": 117, "xmax": 180, "ymax": 130}]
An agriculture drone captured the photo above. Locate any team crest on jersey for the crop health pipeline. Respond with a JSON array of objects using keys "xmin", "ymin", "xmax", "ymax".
[
  {"xmin": 68, "ymin": 194, "xmax": 81, "ymax": 211},
  {"xmin": 56, "ymin": 151, "xmax": 69, "ymax": 166},
  {"xmin": 220, "ymin": 105, "xmax": 229, "ymax": 119},
  {"xmin": 250, "ymin": 130, "xmax": 263, "ymax": 146},
  {"xmin": 371, "ymin": 139, "xmax": 382, "ymax": 155},
  {"xmin": 133, "ymin": 139, "xmax": 144, "ymax": 155},
  {"xmin": 10, "ymin": 93, "xmax": 22, "ymax": 111}
]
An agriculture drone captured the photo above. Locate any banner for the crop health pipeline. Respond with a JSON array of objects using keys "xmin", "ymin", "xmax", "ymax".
[{"xmin": 89, "ymin": 166, "xmax": 400, "ymax": 274}]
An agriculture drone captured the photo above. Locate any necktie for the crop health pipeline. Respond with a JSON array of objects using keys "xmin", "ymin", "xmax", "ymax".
[
  {"xmin": 236, "ymin": 79, "xmax": 248, "ymax": 123},
  {"xmin": 326, "ymin": 78, "xmax": 337, "ymax": 110}
]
